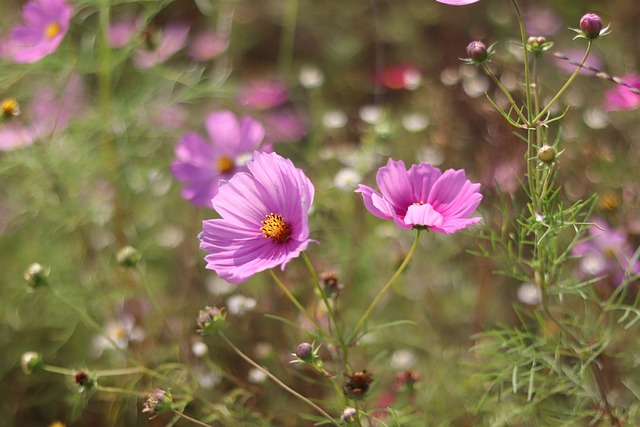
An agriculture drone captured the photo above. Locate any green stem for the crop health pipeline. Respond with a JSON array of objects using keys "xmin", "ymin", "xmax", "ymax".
[
  {"xmin": 348, "ymin": 230, "xmax": 421, "ymax": 343},
  {"xmin": 278, "ymin": 0, "xmax": 299, "ymax": 75},
  {"xmin": 221, "ymin": 333, "xmax": 340, "ymax": 426},
  {"xmin": 510, "ymin": 0, "xmax": 532, "ymax": 122},
  {"xmin": 95, "ymin": 385, "xmax": 147, "ymax": 398},
  {"xmin": 482, "ymin": 63, "xmax": 528, "ymax": 124},
  {"xmin": 531, "ymin": 42, "xmax": 592, "ymax": 125},
  {"xmin": 302, "ymin": 252, "xmax": 343, "ymax": 342},
  {"xmin": 268, "ymin": 269, "xmax": 326, "ymax": 335},
  {"xmin": 172, "ymin": 410, "xmax": 214, "ymax": 427}
]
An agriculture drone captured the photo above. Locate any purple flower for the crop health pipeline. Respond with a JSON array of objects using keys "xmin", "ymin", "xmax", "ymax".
[
  {"xmin": 237, "ymin": 80, "xmax": 289, "ymax": 110},
  {"xmin": 603, "ymin": 74, "xmax": 640, "ymax": 111},
  {"xmin": 199, "ymin": 151, "xmax": 315, "ymax": 284},
  {"xmin": 108, "ymin": 18, "xmax": 140, "ymax": 48},
  {"xmin": 436, "ymin": 0, "xmax": 480, "ymax": 5},
  {"xmin": 262, "ymin": 108, "xmax": 308, "ymax": 144},
  {"xmin": 133, "ymin": 21, "xmax": 189, "ymax": 69},
  {"xmin": 188, "ymin": 31, "xmax": 228, "ymax": 62},
  {"xmin": 172, "ymin": 111, "xmax": 268, "ymax": 208},
  {"xmin": 3, "ymin": 0, "xmax": 73, "ymax": 63},
  {"xmin": 356, "ymin": 159, "xmax": 482, "ymax": 233},
  {"xmin": 572, "ymin": 218, "xmax": 640, "ymax": 286}
]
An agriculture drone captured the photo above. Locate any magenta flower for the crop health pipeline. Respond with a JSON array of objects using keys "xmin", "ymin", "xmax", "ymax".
[
  {"xmin": 572, "ymin": 218, "xmax": 640, "ymax": 286},
  {"xmin": 603, "ymin": 74, "xmax": 640, "ymax": 111},
  {"xmin": 356, "ymin": 159, "xmax": 482, "ymax": 233},
  {"xmin": 237, "ymin": 80, "xmax": 289, "ymax": 110},
  {"xmin": 172, "ymin": 111, "xmax": 268, "ymax": 208},
  {"xmin": 436, "ymin": 0, "xmax": 480, "ymax": 5},
  {"xmin": 199, "ymin": 151, "xmax": 314, "ymax": 284},
  {"xmin": 133, "ymin": 21, "xmax": 189, "ymax": 69},
  {"xmin": 188, "ymin": 31, "xmax": 228, "ymax": 62},
  {"xmin": 3, "ymin": 0, "xmax": 73, "ymax": 63},
  {"xmin": 108, "ymin": 18, "xmax": 140, "ymax": 48}
]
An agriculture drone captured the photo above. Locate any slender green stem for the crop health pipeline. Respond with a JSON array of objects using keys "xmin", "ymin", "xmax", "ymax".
[
  {"xmin": 278, "ymin": 0, "xmax": 299, "ymax": 75},
  {"xmin": 531, "ymin": 42, "xmax": 592, "ymax": 125},
  {"xmin": 482, "ymin": 64, "xmax": 528, "ymax": 124},
  {"xmin": 95, "ymin": 385, "xmax": 147, "ymax": 398},
  {"xmin": 43, "ymin": 365, "xmax": 76, "ymax": 375},
  {"xmin": 268, "ymin": 269, "xmax": 326, "ymax": 335},
  {"xmin": 348, "ymin": 230, "xmax": 421, "ymax": 343},
  {"xmin": 221, "ymin": 333, "xmax": 340, "ymax": 426},
  {"xmin": 510, "ymin": 0, "xmax": 532, "ymax": 121},
  {"xmin": 172, "ymin": 410, "xmax": 214, "ymax": 427},
  {"xmin": 302, "ymin": 252, "xmax": 343, "ymax": 342}
]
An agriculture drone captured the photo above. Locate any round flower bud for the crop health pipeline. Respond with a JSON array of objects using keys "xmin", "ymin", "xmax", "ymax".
[
  {"xmin": 341, "ymin": 407, "xmax": 358, "ymax": 423},
  {"xmin": 295, "ymin": 342, "xmax": 313, "ymax": 360},
  {"xmin": 21, "ymin": 352, "xmax": 44, "ymax": 375},
  {"xmin": 580, "ymin": 13, "xmax": 603, "ymax": 39},
  {"xmin": 74, "ymin": 370, "xmax": 96, "ymax": 390},
  {"xmin": 466, "ymin": 41, "xmax": 488, "ymax": 63},
  {"xmin": 116, "ymin": 246, "xmax": 140, "ymax": 268},
  {"xmin": 537, "ymin": 145, "xmax": 556, "ymax": 163},
  {"xmin": 24, "ymin": 263, "xmax": 49, "ymax": 288}
]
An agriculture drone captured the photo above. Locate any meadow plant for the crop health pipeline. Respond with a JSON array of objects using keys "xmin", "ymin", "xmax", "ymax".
[{"xmin": 3, "ymin": 0, "xmax": 640, "ymax": 426}]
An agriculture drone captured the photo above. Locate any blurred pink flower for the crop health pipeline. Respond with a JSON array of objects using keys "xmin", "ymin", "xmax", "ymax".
[
  {"xmin": 356, "ymin": 159, "xmax": 482, "ymax": 233},
  {"xmin": 524, "ymin": 6, "xmax": 562, "ymax": 36},
  {"xmin": 436, "ymin": 0, "xmax": 480, "ymax": 5},
  {"xmin": 108, "ymin": 18, "xmax": 140, "ymax": 48},
  {"xmin": 171, "ymin": 111, "xmax": 268, "ymax": 207},
  {"xmin": 262, "ymin": 108, "xmax": 308, "ymax": 144},
  {"xmin": 572, "ymin": 218, "xmax": 640, "ymax": 286},
  {"xmin": 237, "ymin": 80, "xmax": 289, "ymax": 110},
  {"xmin": 188, "ymin": 31, "xmax": 228, "ymax": 61},
  {"xmin": 133, "ymin": 22, "xmax": 189, "ymax": 69},
  {"xmin": 2, "ymin": 0, "xmax": 73, "ymax": 63},
  {"xmin": 199, "ymin": 151, "xmax": 315, "ymax": 284},
  {"xmin": 0, "ymin": 74, "xmax": 84, "ymax": 151},
  {"xmin": 603, "ymin": 74, "xmax": 640, "ymax": 111}
]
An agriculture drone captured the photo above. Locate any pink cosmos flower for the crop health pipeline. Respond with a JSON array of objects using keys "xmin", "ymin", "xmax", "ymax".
[
  {"xmin": 3, "ymin": 0, "xmax": 73, "ymax": 63},
  {"xmin": 108, "ymin": 18, "xmax": 140, "ymax": 48},
  {"xmin": 188, "ymin": 31, "xmax": 228, "ymax": 62},
  {"xmin": 237, "ymin": 80, "xmax": 289, "ymax": 110},
  {"xmin": 603, "ymin": 74, "xmax": 640, "ymax": 111},
  {"xmin": 133, "ymin": 22, "xmax": 189, "ymax": 69},
  {"xmin": 572, "ymin": 218, "xmax": 640, "ymax": 286},
  {"xmin": 199, "ymin": 151, "xmax": 314, "ymax": 284},
  {"xmin": 436, "ymin": 0, "xmax": 480, "ymax": 5},
  {"xmin": 356, "ymin": 159, "xmax": 482, "ymax": 233},
  {"xmin": 172, "ymin": 111, "xmax": 268, "ymax": 208}
]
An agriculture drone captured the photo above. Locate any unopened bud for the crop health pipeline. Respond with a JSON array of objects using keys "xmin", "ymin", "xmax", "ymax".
[
  {"xmin": 466, "ymin": 41, "xmax": 488, "ymax": 63},
  {"xmin": 74, "ymin": 370, "xmax": 96, "ymax": 390},
  {"xmin": 21, "ymin": 352, "xmax": 43, "ymax": 375},
  {"xmin": 116, "ymin": 246, "xmax": 140, "ymax": 268},
  {"xmin": 295, "ymin": 342, "xmax": 313, "ymax": 360},
  {"xmin": 537, "ymin": 145, "xmax": 556, "ymax": 163},
  {"xmin": 580, "ymin": 13, "xmax": 603, "ymax": 39},
  {"xmin": 24, "ymin": 263, "xmax": 48, "ymax": 288}
]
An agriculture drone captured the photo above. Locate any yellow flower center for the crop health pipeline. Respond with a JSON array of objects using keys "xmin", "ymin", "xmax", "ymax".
[
  {"xmin": 1, "ymin": 98, "xmax": 19, "ymax": 117},
  {"xmin": 44, "ymin": 22, "xmax": 61, "ymax": 40},
  {"xmin": 260, "ymin": 213, "xmax": 291, "ymax": 242},
  {"xmin": 216, "ymin": 156, "xmax": 235, "ymax": 174}
]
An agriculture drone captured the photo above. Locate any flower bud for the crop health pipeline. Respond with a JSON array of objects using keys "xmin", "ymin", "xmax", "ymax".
[
  {"xmin": 466, "ymin": 41, "xmax": 488, "ymax": 63},
  {"xmin": 295, "ymin": 342, "xmax": 313, "ymax": 360},
  {"xmin": 196, "ymin": 306, "xmax": 226, "ymax": 335},
  {"xmin": 343, "ymin": 370, "xmax": 373, "ymax": 400},
  {"xmin": 21, "ymin": 352, "xmax": 44, "ymax": 375},
  {"xmin": 74, "ymin": 370, "xmax": 96, "ymax": 390},
  {"xmin": 142, "ymin": 388, "xmax": 172, "ymax": 418},
  {"xmin": 580, "ymin": 13, "xmax": 603, "ymax": 39},
  {"xmin": 116, "ymin": 246, "xmax": 140, "ymax": 268},
  {"xmin": 341, "ymin": 407, "xmax": 358, "ymax": 423},
  {"xmin": 24, "ymin": 263, "xmax": 49, "ymax": 288},
  {"xmin": 537, "ymin": 145, "xmax": 556, "ymax": 163}
]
